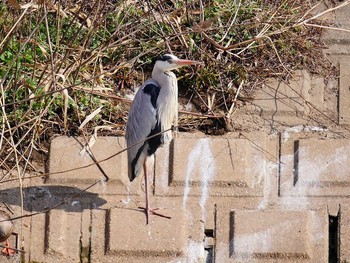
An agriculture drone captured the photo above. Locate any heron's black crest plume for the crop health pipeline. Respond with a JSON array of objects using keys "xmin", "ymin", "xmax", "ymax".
[{"xmin": 153, "ymin": 55, "xmax": 173, "ymax": 64}]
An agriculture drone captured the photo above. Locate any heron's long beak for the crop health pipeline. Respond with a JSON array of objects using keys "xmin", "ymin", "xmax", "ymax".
[{"xmin": 175, "ymin": 59, "xmax": 204, "ymax": 66}]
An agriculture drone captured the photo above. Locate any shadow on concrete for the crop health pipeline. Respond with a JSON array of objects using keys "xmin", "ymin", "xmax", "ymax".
[{"xmin": 0, "ymin": 186, "xmax": 107, "ymax": 212}]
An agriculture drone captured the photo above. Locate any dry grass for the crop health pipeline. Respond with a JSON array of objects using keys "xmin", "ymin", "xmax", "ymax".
[
  {"xmin": 0, "ymin": 0, "xmax": 345, "ymax": 186},
  {"xmin": 0, "ymin": 0, "xmax": 349, "ymax": 253}
]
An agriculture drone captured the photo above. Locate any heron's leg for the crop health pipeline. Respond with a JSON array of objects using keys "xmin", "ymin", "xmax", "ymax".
[
  {"xmin": 139, "ymin": 156, "xmax": 171, "ymax": 224},
  {"xmin": 143, "ymin": 161, "xmax": 150, "ymax": 225}
]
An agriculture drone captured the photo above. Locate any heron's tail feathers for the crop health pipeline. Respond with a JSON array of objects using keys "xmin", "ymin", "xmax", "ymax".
[
  {"xmin": 129, "ymin": 165, "xmax": 139, "ymax": 182},
  {"xmin": 128, "ymin": 150, "xmax": 147, "ymax": 182}
]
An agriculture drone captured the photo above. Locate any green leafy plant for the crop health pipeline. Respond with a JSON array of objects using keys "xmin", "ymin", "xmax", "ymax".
[{"xmin": 0, "ymin": 0, "xmax": 338, "ymax": 179}]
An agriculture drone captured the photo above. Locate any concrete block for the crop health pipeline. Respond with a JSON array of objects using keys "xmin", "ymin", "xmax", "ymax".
[
  {"xmin": 248, "ymin": 71, "xmax": 307, "ymax": 115},
  {"xmin": 321, "ymin": 5, "xmax": 350, "ymax": 54},
  {"xmin": 45, "ymin": 210, "xmax": 81, "ymax": 258},
  {"xmin": 155, "ymin": 133, "xmax": 277, "ymax": 197},
  {"xmin": 48, "ymin": 136, "xmax": 136, "ymax": 195},
  {"xmin": 90, "ymin": 209, "xmax": 105, "ymax": 261},
  {"xmin": 339, "ymin": 58, "xmax": 350, "ymax": 125},
  {"xmin": 29, "ymin": 207, "xmax": 81, "ymax": 262},
  {"xmin": 281, "ymin": 135, "xmax": 350, "ymax": 196},
  {"xmin": 90, "ymin": 202, "xmax": 189, "ymax": 262},
  {"xmin": 233, "ymin": 211, "xmax": 309, "ymax": 257},
  {"xmin": 28, "ymin": 213, "xmax": 46, "ymax": 262},
  {"xmin": 307, "ymin": 75, "xmax": 325, "ymax": 111},
  {"xmin": 107, "ymin": 207, "xmax": 186, "ymax": 256},
  {"xmin": 80, "ymin": 209, "xmax": 91, "ymax": 263},
  {"xmin": 215, "ymin": 208, "xmax": 328, "ymax": 262}
]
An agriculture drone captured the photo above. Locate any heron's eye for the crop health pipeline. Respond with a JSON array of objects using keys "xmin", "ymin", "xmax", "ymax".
[{"xmin": 167, "ymin": 59, "xmax": 173, "ymax": 64}]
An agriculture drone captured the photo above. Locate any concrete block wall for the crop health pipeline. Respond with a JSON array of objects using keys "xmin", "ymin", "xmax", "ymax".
[
  {"xmin": 6, "ymin": 127, "xmax": 350, "ymax": 262},
  {"xmin": 2, "ymin": 2, "xmax": 350, "ymax": 262}
]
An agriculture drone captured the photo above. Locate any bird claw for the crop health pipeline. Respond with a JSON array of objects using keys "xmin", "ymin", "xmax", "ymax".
[{"xmin": 2, "ymin": 240, "xmax": 15, "ymax": 256}]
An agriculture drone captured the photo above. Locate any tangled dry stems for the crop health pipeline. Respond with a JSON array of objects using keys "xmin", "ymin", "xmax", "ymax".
[{"xmin": 0, "ymin": 0, "xmax": 345, "ymax": 183}]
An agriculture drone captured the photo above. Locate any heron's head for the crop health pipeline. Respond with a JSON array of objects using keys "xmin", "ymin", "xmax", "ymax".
[{"xmin": 153, "ymin": 54, "xmax": 202, "ymax": 72}]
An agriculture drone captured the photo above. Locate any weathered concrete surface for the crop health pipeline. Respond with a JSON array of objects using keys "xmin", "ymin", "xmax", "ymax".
[
  {"xmin": 281, "ymin": 136, "xmax": 350, "ymax": 197},
  {"xmin": 3, "ymin": 2, "xmax": 350, "ymax": 263},
  {"xmin": 155, "ymin": 133, "xmax": 277, "ymax": 198},
  {"xmin": 215, "ymin": 209, "xmax": 328, "ymax": 262},
  {"xmin": 320, "ymin": 3, "xmax": 350, "ymax": 55},
  {"xmin": 48, "ymin": 136, "xmax": 135, "ymax": 195},
  {"xmin": 4, "ymin": 126, "xmax": 350, "ymax": 262},
  {"xmin": 339, "ymin": 58, "xmax": 350, "ymax": 125}
]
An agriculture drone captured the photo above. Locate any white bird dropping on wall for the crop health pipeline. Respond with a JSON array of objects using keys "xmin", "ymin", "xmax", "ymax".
[{"xmin": 183, "ymin": 139, "xmax": 216, "ymax": 222}]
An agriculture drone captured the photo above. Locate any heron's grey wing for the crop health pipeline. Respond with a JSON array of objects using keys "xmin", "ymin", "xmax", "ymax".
[{"xmin": 125, "ymin": 79, "xmax": 160, "ymax": 180}]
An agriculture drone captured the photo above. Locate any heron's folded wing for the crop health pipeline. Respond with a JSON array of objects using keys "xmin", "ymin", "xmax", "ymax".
[{"xmin": 125, "ymin": 80, "xmax": 160, "ymax": 177}]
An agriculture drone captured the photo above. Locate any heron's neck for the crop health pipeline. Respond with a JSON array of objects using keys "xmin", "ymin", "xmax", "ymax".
[{"xmin": 152, "ymin": 69, "xmax": 177, "ymax": 90}]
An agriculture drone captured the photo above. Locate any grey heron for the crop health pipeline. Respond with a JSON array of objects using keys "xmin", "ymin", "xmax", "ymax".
[{"xmin": 125, "ymin": 54, "xmax": 202, "ymax": 224}]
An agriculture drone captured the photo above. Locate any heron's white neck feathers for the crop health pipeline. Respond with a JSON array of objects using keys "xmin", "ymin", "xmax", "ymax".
[{"xmin": 151, "ymin": 69, "xmax": 178, "ymax": 144}]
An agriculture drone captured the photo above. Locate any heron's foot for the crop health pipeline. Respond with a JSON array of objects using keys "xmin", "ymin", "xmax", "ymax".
[
  {"xmin": 2, "ymin": 240, "xmax": 15, "ymax": 256},
  {"xmin": 138, "ymin": 207, "xmax": 171, "ymax": 224}
]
